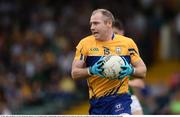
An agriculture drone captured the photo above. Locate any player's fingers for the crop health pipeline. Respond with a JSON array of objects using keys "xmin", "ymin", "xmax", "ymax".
[
  {"xmin": 97, "ymin": 60, "xmax": 104, "ymax": 66},
  {"xmin": 121, "ymin": 66, "xmax": 127, "ymax": 70},
  {"xmin": 99, "ymin": 62, "xmax": 104, "ymax": 67},
  {"xmin": 119, "ymin": 74, "xmax": 126, "ymax": 79},
  {"xmin": 121, "ymin": 69, "xmax": 128, "ymax": 74},
  {"xmin": 97, "ymin": 69, "xmax": 103, "ymax": 72}
]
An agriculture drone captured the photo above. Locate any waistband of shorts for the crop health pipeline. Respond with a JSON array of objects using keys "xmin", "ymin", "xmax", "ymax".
[{"xmin": 90, "ymin": 93, "xmax": 129, "ymax": 100}]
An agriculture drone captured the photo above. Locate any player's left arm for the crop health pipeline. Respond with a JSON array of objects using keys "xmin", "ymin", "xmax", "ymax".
[
  {"xmin": 129, "ymin": 78, "xmax": 145, "ymax": 89},
  {"xmin": 131, "ymin": 59, "xmax": 147, "ymax": 78},
  {"xmin": 119, "ymin": 39, "xmax": 147, "ymax": 79},
  {"xmin": 130, "ymin": 39, "xmax": 147, "ymax": 78}
]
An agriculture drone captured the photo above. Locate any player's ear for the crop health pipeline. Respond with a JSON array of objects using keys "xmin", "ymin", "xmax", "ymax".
[{"xmin": 106, "ymin": 20, "xmax": 112, "ymax": 28}]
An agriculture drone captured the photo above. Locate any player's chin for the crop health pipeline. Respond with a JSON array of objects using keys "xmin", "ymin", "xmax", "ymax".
[
  {"xmin": 94, "ymin": 35, "xmax": 103, "ymax": 41},
  {"xmin": 93, "ymin": 33, "xmax": 98, "ymax": 37}
]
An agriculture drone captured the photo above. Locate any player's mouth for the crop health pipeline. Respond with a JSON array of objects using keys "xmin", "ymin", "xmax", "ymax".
[{"xmin": 92, "ymin": 32, "xmax": 99, "ymax": 36}]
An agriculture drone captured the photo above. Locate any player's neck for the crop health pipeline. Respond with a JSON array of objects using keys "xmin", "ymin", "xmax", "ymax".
[{"xmin": 103, "ymin": 31, "xmax": 114, "ymax": 41}]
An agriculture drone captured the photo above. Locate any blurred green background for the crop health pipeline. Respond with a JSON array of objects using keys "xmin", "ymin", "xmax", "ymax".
[{"xmin": 0, "ymin": 0, "xmax": 179, "ymax": 115}]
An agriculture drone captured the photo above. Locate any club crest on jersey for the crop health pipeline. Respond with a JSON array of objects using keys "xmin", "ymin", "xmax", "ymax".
[
  {"xmin": 103, "ymin": 46, "xmax": 110, "ymax": 55},
  {"xmin": 115, "ymin": 47, "xmax": 121, "ymax": 54}
]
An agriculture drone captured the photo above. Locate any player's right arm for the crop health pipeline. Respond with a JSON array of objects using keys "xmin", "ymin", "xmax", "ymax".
[
  {"xmin": 72, "ymin": 57, "xmax": 105, "ymax": 80},
  {"xmin": 71, "ymin": 39, "xmax": 90, "ymax": 80},
  {"xmin": 71, "ymin": 39, "xmax": 104, "ymax": 80},
  {"xmin": 71, "ymin": 59, "xmax": 90, "ymax": 80}
]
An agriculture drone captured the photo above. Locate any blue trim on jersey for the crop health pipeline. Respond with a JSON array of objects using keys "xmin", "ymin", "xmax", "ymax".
[
  {"xmin": 86, "ymin": 56, "xmax": 102, "ymax": 67},
  {"xmin": 86, "ymin": 55, "xmax": 131, "ymax": 67},
  {"xmin": 112, "ymin": 33, "xmax": 115, "ymax": 40},
  {"xmin": 80, "ymin": 54, "xmax": 83, "ymax": 60},
  {"xmin": 128, "ymin": 48, "xmax": 138, "ymax": 54},
  {"xmin": 89, "ymin": 93, "xmax": 132, "ymax": 115},
  {"xmin": 122, "ymin": 55, "xmax": 131, "ymax": 64}
]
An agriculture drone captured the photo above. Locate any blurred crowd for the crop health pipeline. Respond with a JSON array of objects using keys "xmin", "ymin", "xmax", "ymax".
[
  {"xmin": 0, "ymin": 0, "xmax": 179, "ymax": 115},
  {"xmin": 135, "ymin": 72, "xmax": 180, "ymax": 114}
]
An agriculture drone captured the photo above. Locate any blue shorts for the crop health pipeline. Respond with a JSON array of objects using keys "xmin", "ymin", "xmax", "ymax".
[{"xmin": 89, "ymin": 93, "xmax": 132, "ymax": 115}]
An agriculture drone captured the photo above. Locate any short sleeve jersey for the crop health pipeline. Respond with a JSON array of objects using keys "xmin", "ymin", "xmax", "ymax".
[{"xmin": 74, "ymin": 34, "xmax": 142, "ymax": 99}]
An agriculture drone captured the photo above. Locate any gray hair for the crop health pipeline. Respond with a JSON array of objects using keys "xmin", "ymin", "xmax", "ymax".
[{"xmin": 92, "ymin": 9, "xmax": 115, "ymax": 24}]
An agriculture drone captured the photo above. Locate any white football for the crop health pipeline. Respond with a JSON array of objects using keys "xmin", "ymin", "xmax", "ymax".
[{"xmin": 102, "ymin": 55, "xmax": 125, "ymax": 79}]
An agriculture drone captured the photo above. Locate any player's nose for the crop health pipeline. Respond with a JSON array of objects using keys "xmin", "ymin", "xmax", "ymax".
[
  {"xmin": 91, "ymin": 28, "xmax": 95, "ymax": 34},
  {"xmin": 91, "ymin": 24, "xmax": 95, "ymax": 30}
]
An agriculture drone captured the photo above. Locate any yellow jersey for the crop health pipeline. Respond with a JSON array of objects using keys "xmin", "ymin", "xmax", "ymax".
[{"xmin": 74, "ymin": 34, "xmax": 142, "ymax": 99}]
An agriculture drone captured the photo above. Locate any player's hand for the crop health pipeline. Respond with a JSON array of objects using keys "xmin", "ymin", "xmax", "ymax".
[
  {"xmin": 88, "ymin": 57, "xmax": 105, "ymax": 77},
  {"xmin": 118, "ymin": 57, "xmax": 134, "ymax": 79}
]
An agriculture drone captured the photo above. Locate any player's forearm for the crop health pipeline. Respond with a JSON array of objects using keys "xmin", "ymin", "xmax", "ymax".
[
  {"xmin": 71, "ymin": 68, "xmax": 90, "ymax": 80},
  {"xmin": 129, "ymin": 79, "xmax": 145, "ymax": 89},
  {"xmin": 132, "ymin": 66, "xmax": 147, "ymax": 78}
]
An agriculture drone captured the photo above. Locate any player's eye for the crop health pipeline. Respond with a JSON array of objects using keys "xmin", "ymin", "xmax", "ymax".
[{"xmin": 91, "ymin": 22, "xmax": 99, "ymax": 25}]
